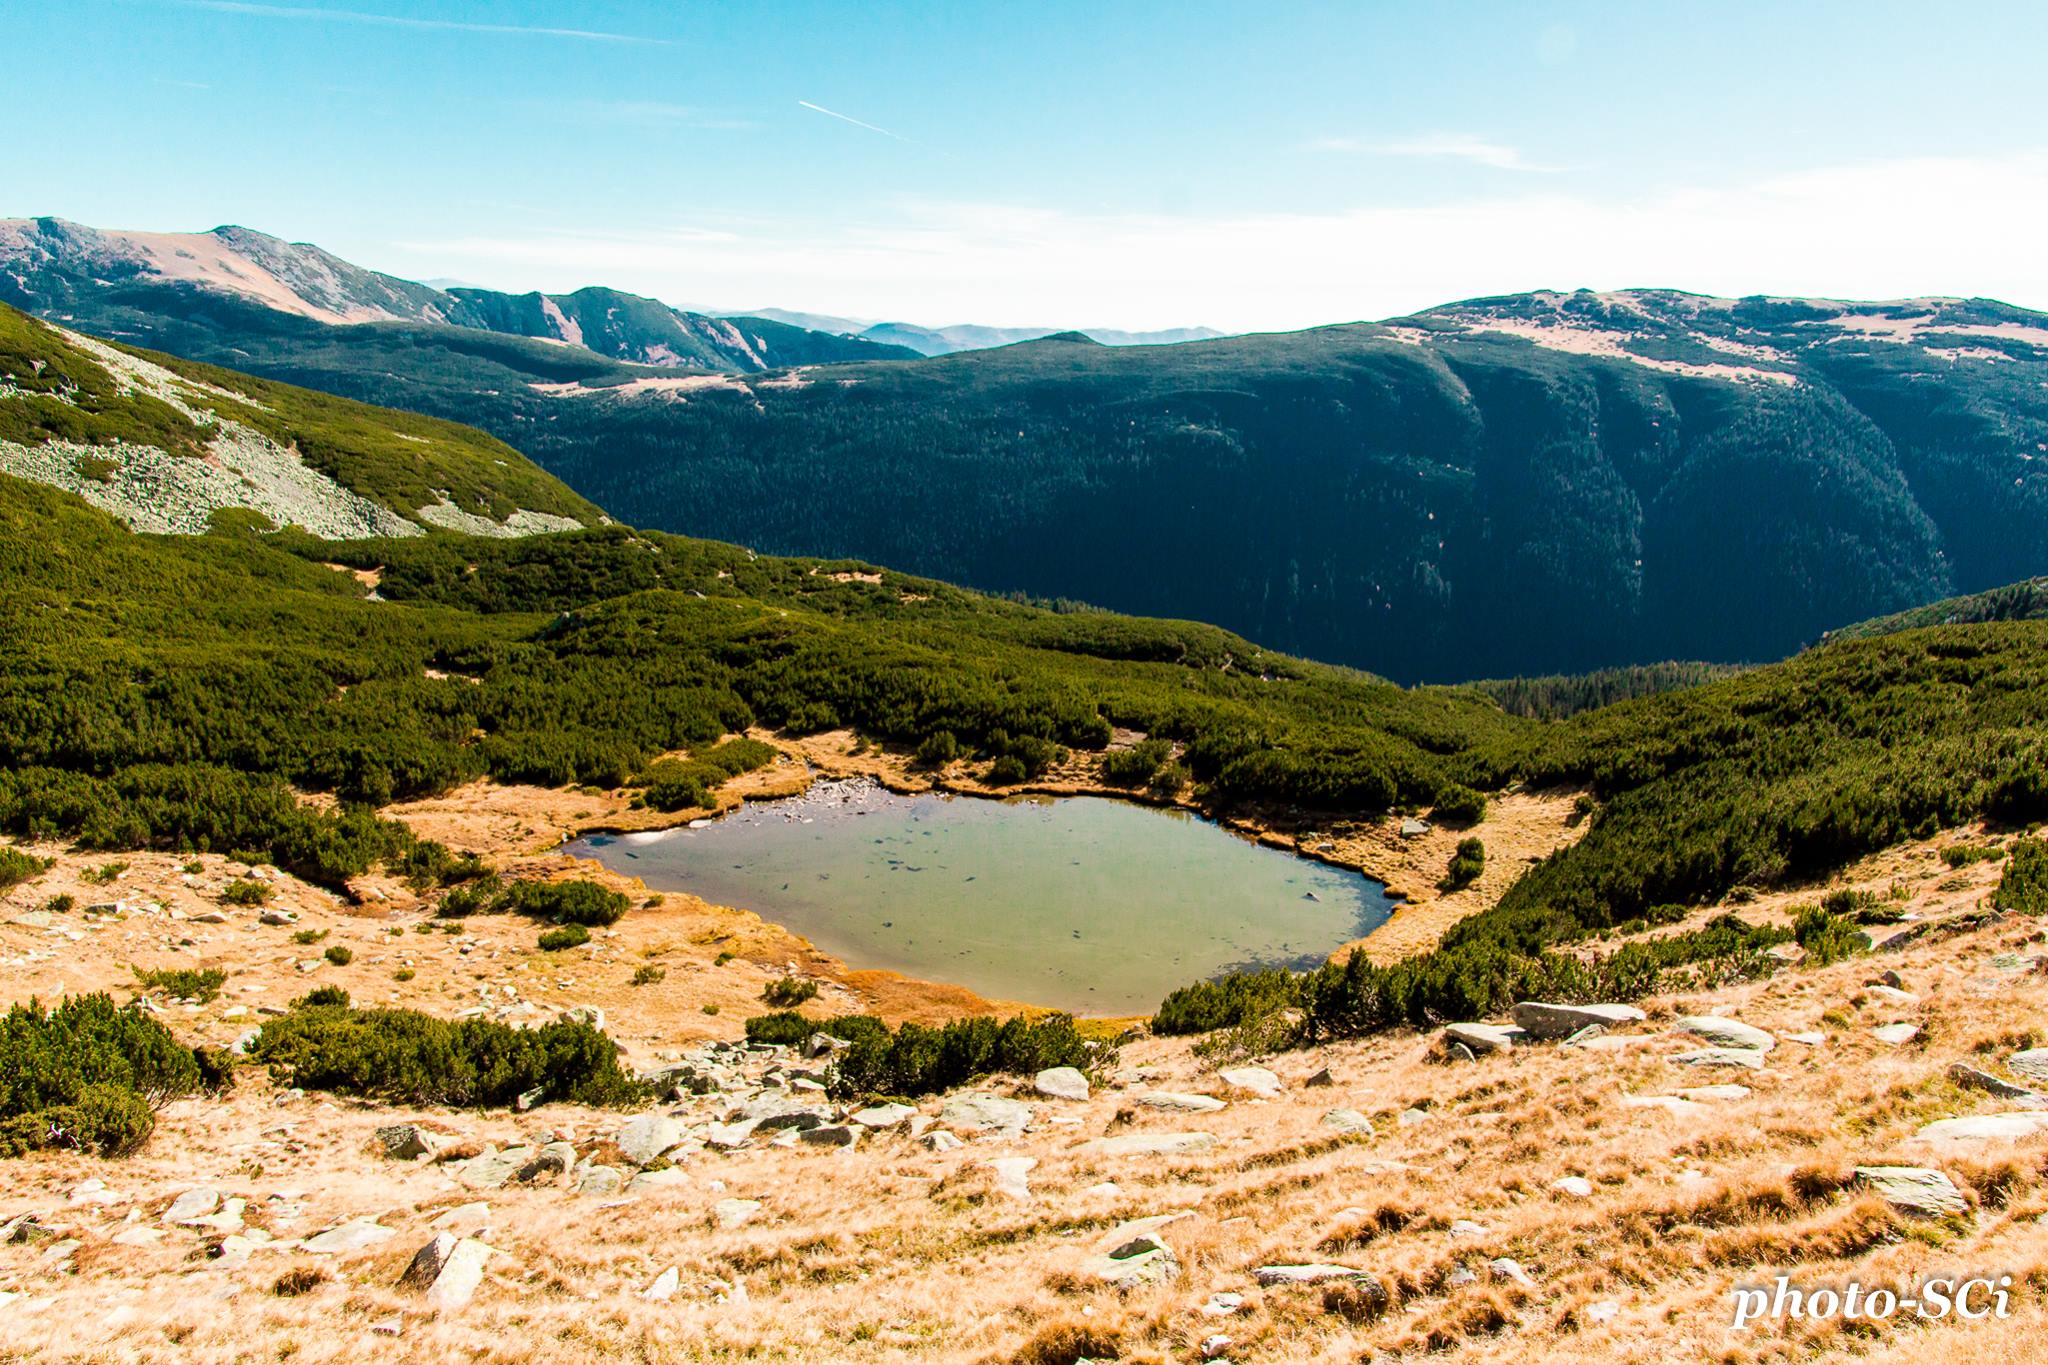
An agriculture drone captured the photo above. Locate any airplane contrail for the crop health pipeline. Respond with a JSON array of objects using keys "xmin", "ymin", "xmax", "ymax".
[{"xmin": 797, "ymin": 100, "xmax": 912, "ymax": 143}]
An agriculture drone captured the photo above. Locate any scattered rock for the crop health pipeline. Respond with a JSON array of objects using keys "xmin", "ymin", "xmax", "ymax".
[
  {"xmin": 1200, "ymin": 1335, "xmax": 1233, "ymax": 1359},
  {"xmin": 1917, "ymin": 1112, "xmax": 2048, "ymax": 1142},
  {"xmin": 1399, "ymin": 818, "xmax": 1431, "ymax": 838},
  {"xmin": 1304, "ymin": 1067, "xmax": 1335, "ymax": 1088},
  {"xmin": 1033, "ymin": 1067, "xmax": 1090, "ymax": 1101},
  {"xmin": 1510, "ymin": 1002, "xmax": 1647, "ymax": 1041},
  {"xmin": 1671, "ymin": 1047, "xmax": 1767, "ymax": 1070},
  {"xmin": 1673, "ymin": 1016, "xmax": 1777, "ymax": 1053},
  {"xmin": 2008, "ymin": 1049, "xmax": 2048, "ymax": 1085},
  {"xmin": 1785, "ymin": 1031, "xmax": 1828, "ymax": 1046},
  {"xmin": 1947, "ymin": 1062, "xmax": 2048, "ymax": 1107},
  {"xmin": 515, "ymin": 1141, "xmax": 576, "ymax": 1184},
  {"xmin": 1218, "ymin": 1066, "xmax": 1282, "ymax": 1098},
  {"xmin": 424, "ymin": 1238, "xmax": 492, "ymax": 1312},
  {"xmin": 1489, "ymin": 1257, "xmax": 1536, "ymax": 1288},
  {"xmin": 301, "ymin": 1217, "xmax": 397, "ymax": 1255},
  {"xmin": 919, "ymin": 1130, "xmax": 965, "ymax": 1153},
  {"xmin": 1619, "ymin": 1095, "xmax": 1705, "ymax": 1117},
  {"xmin": 618, "ymin": 1114, "xmax": 685, "ymax": 1167},
  {"xmin": 712, "ymin": 1198, "xmax": 762, "ymax": 1229},
  {"xmin": 1201, "ymin": 1291, "xmax": 1247, "ymax": 1316},
  {"xmin": 1677, "ymin": 1085, "xmax": 1751, "ymax": 1102},
  {"xmin": 163, "ymin": 1187, "xmax": 221, "ymax": 1224},
  {"xmin": 1584, "ymin": 1299, "xmax": 1620, "ymax": 1324},
  {"xmin": 1443, "ymin": 1022, "xmax": 1522, "ymax": 1055},
  {"xmin": 799, "ymin": 1124, "xmax": 860, "ymax": 1148},
  {"xmin": 1864, "ymin": 985, "xmax": 1919, "ymax": 1007},
  {"xmin": 430, "ymin": 1203, "xmax": 490, "ymax": 1234},
  {"xmin": 1136, "ymin": 1091, "xmax": 1226, "ymax": 1113},
  {"xmin": 397, "ymin": 1232, "xmax": 458, "ymax": 1293},
  {"xmin": 1854, "ymin": 1166, "xmax": 1968, "ymax": 1219},
  {"xmin": 984, "ymin": 1156, "xmax": 1036, "ymax": 1199},
  {"xmin": 458, "ymin": 1147, "xmax": 529, "ymax": 1189},
  {"xmin": 937, "ymin": 1095, "xmax": 1032, "ymax": 1135},
  {"xmin": 1080, "ymin": 1131, "xmax": 1217, "ymax": 1157},
  {"xmin": 1873, "ymin": 1023, "xmax": 1921, "ymax": 1046},
  {"xmin": 642, "ymin": 1266, "xmax": 680, "ymax": 1302},
  {"xmin": 1090, "ymin": 1231, "xmax": 1178, "ymax": 1287},
  {"xmin": 852, "ymin": 1103, "xmax": 917, "ymax": 1129},
  {"xmin": 1322, "ymin": 1108, "xmax": 1373, "ymax": 1134},
  {"xmin": 1551, "ymin": 1176, "xmax": 1593, "ymax": 1198},
  {"xmin": 1254, "ymin": 1263, "xmax": 1371, "ymax": 1286},
  {"xmin": 1448, "ymin": 1219, "xmax": 1489, "ymax": 1238},
  {"xmin": 1398, "ymin": 1107, "xmax": 1429, "ymax": 1128},
  {"xmin": 576, "ymin": 1164, "xmax": 623, "ymax": 1197}
]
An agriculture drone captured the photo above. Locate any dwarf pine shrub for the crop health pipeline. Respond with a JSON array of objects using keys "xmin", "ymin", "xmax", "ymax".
[
  {"xmin": 249, "ymin": 998, "xmax": 645, "ymax": 1108},
  {"xmin": 0, "ymin": 994, "xmax": 223, "ymax": 1157}
]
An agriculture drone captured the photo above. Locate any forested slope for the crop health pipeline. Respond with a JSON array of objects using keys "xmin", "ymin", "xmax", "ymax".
[{"xmin": 14, "ymin": 273, "xmax": 2046, "ymax": 681}]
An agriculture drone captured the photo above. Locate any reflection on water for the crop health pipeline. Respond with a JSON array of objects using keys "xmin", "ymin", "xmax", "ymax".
[{"xmin": 564, "ymin": 778, "xmax": 1395, "ymax": 1016}]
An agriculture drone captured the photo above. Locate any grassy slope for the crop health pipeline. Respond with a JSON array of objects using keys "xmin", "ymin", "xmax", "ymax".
[{"xmin": 0, "ymin": 303, "xmax": 602, "ymax": 526}]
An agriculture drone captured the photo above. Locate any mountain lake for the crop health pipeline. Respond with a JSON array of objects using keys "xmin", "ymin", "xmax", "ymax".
[{"xmin": 562, "ymin": 777, "xmax": 1396, "ymax": 1015}]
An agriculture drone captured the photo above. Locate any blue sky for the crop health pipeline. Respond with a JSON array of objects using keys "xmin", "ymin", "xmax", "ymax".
[{"xmin": 7, "ymin": 1, "xmax": 2048, "ymax": 329}]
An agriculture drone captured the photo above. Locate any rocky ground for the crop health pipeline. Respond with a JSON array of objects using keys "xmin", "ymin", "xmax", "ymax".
[{"xmin": 3, "ymin": 802, "xmax": 2048, "ymax": 1361}]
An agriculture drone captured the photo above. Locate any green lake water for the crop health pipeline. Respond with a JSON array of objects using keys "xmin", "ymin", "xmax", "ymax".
[{"xmin": 563, "ymin": 778, "xmax": 1395, "ymax": 1015}]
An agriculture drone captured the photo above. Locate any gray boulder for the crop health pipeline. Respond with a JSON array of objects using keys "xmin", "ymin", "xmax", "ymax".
[
  {"xmin": 1321, "ymin": 1108, "xmax": 1373, "ymax": 1134},
  {"xmin": 1218, "ymin": 1066, "xmax": 1282, "ymax": 1098},
  {"xmin": 1855, "ymin": 1166, "xmax": 1968, "ymax": 1218},
  {"xmin": 618, "ymin": 1114, "xmax": 685, "ymax": 1166},
  {"xmin": 798, "ymin": 1124, "xmax": 860, "ymax": 1148},
  {"xmin": 1947, "ymin": 1062, "xmax": 2048, "ymax": 1107},
  {"xmin": 1674, "ymin": 1016, "xmax": 1777, "ymax": 1052},
  {"xmin": 1089, "ymin": 1231, "xmax": 1178, "ymax": 1287},
  {"xmin": 1253, "ymin": 1263, "xmax": 1371, "ymax": 1286},
  {"xmin": 1511, "ymin": 1002, "xmax": 1647, "ymax": 1041},
  {"xmin": 938, "ymin": 1094, "xmax": 1032, "ymax": 1135},
  {"xmin": 1443, "ymin": 1022, "xmax": 1522, "ymax": 1055},
  {"xmin": 1079, "ymin": 1131, "xmax": 1217, "ymax": 1157},
  {"xmin": 2008, "ymin": 1049, "xmax": 2048, "ymax": 1085},
  {"xmin": 1136, "ymin": 1091, "xmax": 1226, "ymax": 1113},
  {"xmin": 300, "ymin": 1217, "xmax": 397, "ymax": 1255},
  {"xmin": 1033, "ymin": 1067, "xmax": 1090, "ymax": 1101},
  {"xmin": 375, "ymin": 1124, "xmax": 442, "ymax": 1161},
  {"xmin": 575, "ymin": 1164, "xmax": 623, "ymax": 1197},
  {"xmin": 1917, "ymin": 1112, "xmax": 2048, "ymax": 1141},
  {"xmin": 1671, "ymin": 1048, "xmax": 1767, "ymax": 1070}
]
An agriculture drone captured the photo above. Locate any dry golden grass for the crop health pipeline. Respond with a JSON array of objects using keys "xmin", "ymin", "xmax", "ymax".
[{"xmin": 6, "ymin": 793, "xmax": 2048, "ymax": 1361}]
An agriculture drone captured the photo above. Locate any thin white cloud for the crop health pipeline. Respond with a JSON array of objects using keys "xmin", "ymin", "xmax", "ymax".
[
  {"xmin": 797, "ymin": 100, "xmax": 911, "ymax": 143},
  {"xmin": 386, "ymin": 152, "xmax": 2048, "ymax": 333},
  {"xmin": 1318, "ymin": 132, "xmax": 1561, "ymax": 173},
  {"xmin": 176, "ymin": 1, "xmax": 671, "ymax": 45}
]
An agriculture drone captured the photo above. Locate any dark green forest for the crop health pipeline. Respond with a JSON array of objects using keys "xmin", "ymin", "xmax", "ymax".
[{"xmin": 12, "ymin": 273, "xmax": 2046, "ymax": 682}]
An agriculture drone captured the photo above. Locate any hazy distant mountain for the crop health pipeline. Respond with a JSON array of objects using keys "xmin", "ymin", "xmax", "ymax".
[
  {"xmin": 0, "ymin": 217, "xmax": 915, "ymax": 372},
  {"xmin": 723, "ymin": 308, "xmax": 1224, "ymax": 355}
]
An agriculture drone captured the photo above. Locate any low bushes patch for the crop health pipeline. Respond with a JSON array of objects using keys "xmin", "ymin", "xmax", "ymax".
[{"xmin": 0, "ymin": 994, "xmax": 225, "ymax": 1157}]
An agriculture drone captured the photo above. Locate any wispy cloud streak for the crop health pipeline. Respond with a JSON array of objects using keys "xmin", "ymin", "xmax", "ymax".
[
  {"xmin": 1317, "ymin": 132, "xmax": 1560, "ymax": 173},
  {"xmin": 177, "ymin": 1, "xmax": 672, "ymax": 45}
]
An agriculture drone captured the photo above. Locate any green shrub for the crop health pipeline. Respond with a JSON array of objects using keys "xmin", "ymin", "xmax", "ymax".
[
  {"xmin": 1996, "ymin": 840, "xmax": 2048, "ymax": 915},
  {"xmin": 248, "ymin": 999, "xmax": 645, "ymax": 1108},
  {"xmin": 829, "ymin": 1012, "xmax": 1107, "ymax": 1100},
  {"xmin": 1152, "ymin": 969, "xmax": 1299, "ymax": 1036},
  {"xmin": 1430, "ymin": 784, "xmax": 1489, "ymax": 826},
  {"xmin": 762, "ymin": 976, "xmax": 819, "ymax": 1008},
  {"xmin": 914, "ymin": 731, "xmax": 961, "ymax": 769},
  {"xmin": 132, "ymin": 966, "xmax": 227, "ymax": 1003},
  {"xmin": 1942, "ymin": 843, "xmax": 2006, "ymax": 868},
  {"xmin": 986, "ymin": 755, "xmax": 1028, "ymax": 786},
  {"xmin": 743, "ymin": 1011, "xmax": 893, "ymax": 1050},
  {"xmin": 641, "ymin": 737, "xmax": 778, "ymax": 811},
  {"xmin": 437, "ymin": 881, "xmax": 497, "ymax": 918},
  {"xmin": 292, "ymin": 929, "xmax": 328, "ymax": 945},
  {"xmin": 1148, "ymin": 760, "xmax": 1190, "ymax": 798},
  {"xmin": 222, "ymin": 879, "xmax": 271, "ymax": 906},
  {"xmin": 0, "ymin": 994, "xmax": 220, "ymax": 1157},
  {"xmin": 322, "ymin": 945, "xmax": 353, "ymax": 966},
  {"xmin": 40, "ymin": 893, "xmax": 75, "ymax": 915},
  {"xmin": 394, "ymin": 840, "xmax": 490, "ymax": 891},
  {"xmin": 82, "ymin": 861, "xmax": 127, "ymax": 886},
  {"xmin": 496, "ymin": 879, "xmax": 630, "ymax": 927},
  {"xmin": 296, "ymin": 985, "xmax": 349, "ymax": 1009},
  {"xmin": 1101, "ymin": 739, "xmax": 1172, "ymax": 788},
  {"xmin": 392, "ymin": 968, "xmax": 415, "ymax": 982},
  {"xmin": 1440, "ymin": 837, "xmax": 1486, "ymax": 892},
  {"xmin": 0, "ymin": 847, "xmax": 50, "ymax": 893},
  {"xmin": 1792, "ymin": 905, "xmax": 1865, "ymax": 966},
  {"xmin": 538, "ymin": 924, "xmax": 590, "ymax": 951},
  {"xmin": 631, "ymin": 964, "xmax": 666, "ymax": 986}
]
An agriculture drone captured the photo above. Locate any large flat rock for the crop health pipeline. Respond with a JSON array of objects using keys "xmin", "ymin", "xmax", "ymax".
[
  {"xmin": 1511, "ymin": 1002, "xmax": 1647, "ymax": 1041},
  {"xmin": 1674, "ymin": 1016, "xmax": 1776, "ymax": 1052}
]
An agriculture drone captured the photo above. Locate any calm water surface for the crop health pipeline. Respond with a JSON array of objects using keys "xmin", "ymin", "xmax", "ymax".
[{"xmin": 563, "ymin": 779, "xmax": 1395, "ymax": 1015}]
